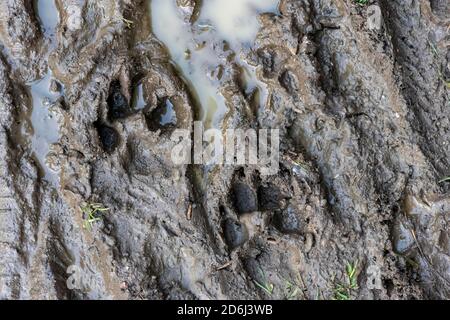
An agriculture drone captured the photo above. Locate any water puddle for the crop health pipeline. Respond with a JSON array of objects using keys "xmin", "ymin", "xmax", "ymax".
[
  {"xmin": 26, "ymin": 71, "xmax": 63, "ymax": 183},
  {"xmin": 33, "ymin": 0, "xmax": 59, "ymax": 39},
  {"xmin": 159, "ymin": 98, "xmax": 177, "ymax": 126},
  {"xmin": 149, "ymin": 0, "xmax": 279, "ymax": 128}
]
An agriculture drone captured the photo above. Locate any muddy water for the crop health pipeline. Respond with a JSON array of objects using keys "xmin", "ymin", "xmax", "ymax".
[
  {"xmin": 132, "ymin": 82, "xmax": 147, "ymax": 111},
  {"xmin": 34, "ymin": 0, "xmax": 59, "ymax": 39},
  {"xmin": 149, "ymin": 0, "xmax": 278, "ymax": 128},
  {"xmin": 27, "ymin": 71, "xmax": 62, "ymax": 182},
  {"xmin": 159, "ymin": 98, "xmax": 177, "ymax": 126}
]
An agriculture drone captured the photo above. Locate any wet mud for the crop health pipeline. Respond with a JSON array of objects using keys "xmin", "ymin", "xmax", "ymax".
[{"xmin": 0, "ymin": 0, "xmax": 449, "ymax": 300}]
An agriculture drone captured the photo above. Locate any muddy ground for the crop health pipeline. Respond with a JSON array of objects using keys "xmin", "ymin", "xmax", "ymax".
[{"xmin": 0, "ymin": 0, "xmax": 449, "ymax": 300}]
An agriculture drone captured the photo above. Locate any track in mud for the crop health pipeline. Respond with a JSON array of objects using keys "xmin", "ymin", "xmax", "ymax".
[{"xmin": 0, "ymin": 0, "xmax": 449, "ymax": 300}]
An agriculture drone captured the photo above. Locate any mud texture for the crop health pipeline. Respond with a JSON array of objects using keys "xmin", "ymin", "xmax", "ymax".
[{"xmin": 0, "ymin": 0, "xmax": 449, "ymax": 300}]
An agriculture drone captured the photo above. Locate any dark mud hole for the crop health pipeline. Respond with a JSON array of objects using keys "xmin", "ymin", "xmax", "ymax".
[{"xmin": 0, "ymin": 0, "xmax": 449, "ymax": 300}]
